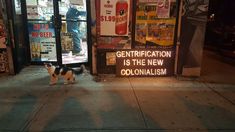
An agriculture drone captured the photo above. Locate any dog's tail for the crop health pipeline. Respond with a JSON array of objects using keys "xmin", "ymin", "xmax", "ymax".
[{"xmin": 73, "ymin": 64, "xmax": 86, "ymax": 75}]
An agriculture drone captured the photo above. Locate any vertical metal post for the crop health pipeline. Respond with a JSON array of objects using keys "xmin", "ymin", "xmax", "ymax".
[
  {"xmin": 86, "ymin": 0, "xmax": 93, "ymax": 73},
  {"xmin": 131, "ymin": 0, "xmax": 136, "ymax": 49},
  {"xmin": 53, "ymin": 0, "xmax": 62, "ymax": 65},
  {"xmin": 174, "ymin": 0, "xmax": 183, "ymax": 75}
]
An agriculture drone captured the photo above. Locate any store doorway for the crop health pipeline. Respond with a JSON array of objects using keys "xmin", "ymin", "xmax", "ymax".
[
  {"xmin": 57, "ymin": 0, "xmax": 88, "ymax": 65},
  {"xmin": 25, "ymin": 0, "xmax": 90, "ymax": 66}
]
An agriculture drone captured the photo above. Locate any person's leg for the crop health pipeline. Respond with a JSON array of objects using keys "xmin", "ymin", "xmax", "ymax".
[{"xmin": 72, "ymin": 32, "xmax": 82, "ymax": 53}]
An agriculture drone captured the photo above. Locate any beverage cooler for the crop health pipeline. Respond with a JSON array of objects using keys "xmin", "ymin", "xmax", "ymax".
[{"xmin": 95, "ymin": 0, "xmax": 180, "ymax": 76}]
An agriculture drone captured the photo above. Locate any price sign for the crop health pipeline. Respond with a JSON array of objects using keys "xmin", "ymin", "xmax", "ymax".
[
  {"xmin": 100, "ymin": 0, "xmax": 130, "ymax": 36},
  {"xmin": 100, "ymin": 16, "xmax": 116, "ymax": 22}
]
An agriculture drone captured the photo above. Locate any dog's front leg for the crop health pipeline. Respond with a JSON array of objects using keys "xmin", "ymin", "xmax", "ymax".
[{"xmin": 50, "ymin": 74, "xmax": 58, "ymax": 85}]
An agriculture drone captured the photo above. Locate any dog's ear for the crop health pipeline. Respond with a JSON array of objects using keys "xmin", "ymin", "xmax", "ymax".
[
  {"xmin": 44, "ymin": 63, "xmax": 52, "ymax": 69},
  {"xmin": 44, "ymin": 63, "xmax": 49, "ymax": 69}
]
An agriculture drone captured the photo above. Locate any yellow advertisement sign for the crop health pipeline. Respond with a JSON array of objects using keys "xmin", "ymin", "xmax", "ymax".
[
  {"xmin": 147, "ymin": 18, "xmax": 176, "ymax": 46},
  {"xmin": 135, "ymin": 4, "xmax": 147, "ymax": 44}
]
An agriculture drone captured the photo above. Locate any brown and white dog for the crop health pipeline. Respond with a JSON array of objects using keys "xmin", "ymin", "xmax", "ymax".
[{"xmin": 44, "ymin": 63, "xmax": 85, "ymax": 85}]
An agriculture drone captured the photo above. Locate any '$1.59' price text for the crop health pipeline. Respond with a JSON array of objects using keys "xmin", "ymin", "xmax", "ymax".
[{"xmin": 100, "ymin": 16, "xmax": 116, "ymax": 22}]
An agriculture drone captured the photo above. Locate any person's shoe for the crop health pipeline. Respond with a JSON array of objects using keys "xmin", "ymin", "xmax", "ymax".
[{"xmin": 73, "ymin": 52, "xmax": 85, "ymax": 56}]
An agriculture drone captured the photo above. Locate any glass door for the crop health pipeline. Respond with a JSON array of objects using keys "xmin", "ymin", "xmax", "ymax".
[
  {"xmin": 26, "ymin": 0, "xmax": 57, "ymax": 63},
  {"xmin": 4, "ymin": 0, "xmax": 29, "ymax": 73},
  {"xmin": 57, "ymin": 0, "xmax": 88, "ymax": 64},
  {"xmin": 26, "ymin": 0, "xmax": 89, "ymax": 65}
]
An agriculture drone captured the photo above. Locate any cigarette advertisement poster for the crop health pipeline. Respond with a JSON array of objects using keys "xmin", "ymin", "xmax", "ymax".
[
  {"xmin": 106, "ymin": 52, "xmax": 116, "ymax": 65},
  {"xmin": 134, "ymin": 0, "xmax": 175, "ymax": 48},
  {"xmin": 157, "ymin": 0, "xmax": 171, "ymax": 18},
  {"xmin": 28, "ymin": 22, "xmax": 56, "ymax": 61},
  {"xmin": 100, "ymin": 0, "xmax": 130, "ymax": 36},
  {"xmin": 138, "ymin": 0, "xmax": 170, "ymax": 18},
  {"xmin": 135, "ymin": 4, "xmax": 147, "ymax": 47},
  {"xmin": 61, "ymin": 33, "xmax": 73, "ymax": 52},
  {"xmin": 147, "ymin": 18, "xmax": 176, "ymax": 46}
]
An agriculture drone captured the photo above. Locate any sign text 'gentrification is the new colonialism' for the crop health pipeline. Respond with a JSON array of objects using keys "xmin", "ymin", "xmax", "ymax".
[{"xmin": 116, "ymin": 49, "xmax": 175, "ymax": 77}]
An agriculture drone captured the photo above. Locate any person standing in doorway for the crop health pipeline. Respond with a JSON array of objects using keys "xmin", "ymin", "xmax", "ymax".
[{"xmin": 66, "ymin": 1, "xmax": 86, "ymax": 56}]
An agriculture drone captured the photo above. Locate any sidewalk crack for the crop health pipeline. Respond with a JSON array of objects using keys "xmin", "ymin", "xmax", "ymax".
[
  {"xmin": 128, "ymin": 78, "xmax": 149, "ymax": 129},
  {"xmin": 202, "ymin": 80, "xmax": 235, "ymax": 106}
]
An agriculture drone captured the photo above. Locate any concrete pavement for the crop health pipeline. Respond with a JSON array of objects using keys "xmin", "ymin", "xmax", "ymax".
[{"xmin": 0, "ymin": 66, "xmax": 235, "ymax": 132}]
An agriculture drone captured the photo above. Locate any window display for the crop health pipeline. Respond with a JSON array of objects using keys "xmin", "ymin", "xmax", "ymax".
[
  {"xmin": 26, "ymin": 0, "xmax": 89, "ymax": 64},
  {"xmin": 28, "ymin": 22, "xmax": 56, "ymax": 61},
  {"xmin": 27, "ymin": 0, "xmax": 57, "ymax": 62},
  {"xmin": 134, "ymin": 0, "xmax": 177, "ymax": 48}
]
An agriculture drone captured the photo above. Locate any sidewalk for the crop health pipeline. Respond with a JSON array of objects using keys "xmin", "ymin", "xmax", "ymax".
[{"xmin": 0, "ymin": 66, "xmax": 235, "ymax": 132}]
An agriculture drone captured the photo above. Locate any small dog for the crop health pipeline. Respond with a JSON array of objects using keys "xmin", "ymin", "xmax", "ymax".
[{"xmin": 44, "ymin": 63, "xmax": 86, "ymax": 85}]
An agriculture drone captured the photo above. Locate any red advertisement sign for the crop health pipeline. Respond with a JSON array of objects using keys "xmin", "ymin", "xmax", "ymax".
[{"xmin": 99, "ymin": 0, "xmax": 130, "ymax": 36}]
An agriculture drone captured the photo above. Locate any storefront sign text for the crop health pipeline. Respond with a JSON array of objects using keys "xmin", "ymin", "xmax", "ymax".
[{"xmin": 116, "ymin": 49, "xmax": 175, "ymax": 77}]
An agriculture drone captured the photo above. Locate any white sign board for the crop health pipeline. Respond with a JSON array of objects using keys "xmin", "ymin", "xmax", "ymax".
[{"xmin": 100, "ymin": 0, "xmax": 130, "ymax": 36}]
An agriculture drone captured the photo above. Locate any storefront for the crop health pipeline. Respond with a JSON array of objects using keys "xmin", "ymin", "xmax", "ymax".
[
  {"xmin": 95, "ymin": 0, "xmax": 179, "ymax": 77},
  {"xmin": 0, "ymin": 0, "xmax": 209, "ymax": 77},
  {"xmin": 0, "ymin": 0, "xmax": 92, "ymax": 75},
  {"xmin": 93, "ymin": 0, "xmax": 209, "ymax": 77}
]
